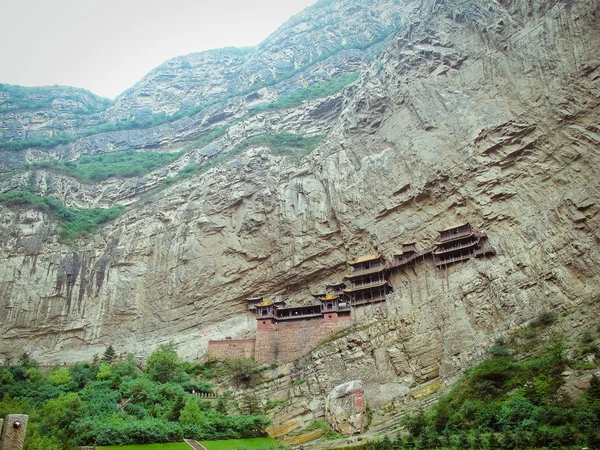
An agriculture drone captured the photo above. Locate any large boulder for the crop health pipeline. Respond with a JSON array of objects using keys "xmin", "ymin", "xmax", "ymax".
[{"xmin": 325, "ymin": 380, "xmax": 367, "ymax": 434}]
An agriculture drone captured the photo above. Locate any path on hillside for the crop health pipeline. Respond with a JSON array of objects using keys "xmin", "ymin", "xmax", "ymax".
[{"xmin": 184, "ymin": 439, "xmax": 207, "ymax": 450}]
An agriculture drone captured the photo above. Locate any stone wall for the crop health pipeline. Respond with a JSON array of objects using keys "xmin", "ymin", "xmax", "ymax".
[
  {"xmin": 255, "ymin": 320, "xmax": 350, "ymax": 364},
  {"xmin": 207, "ymin": 339, "xmax": 256, "ymax": 360}
]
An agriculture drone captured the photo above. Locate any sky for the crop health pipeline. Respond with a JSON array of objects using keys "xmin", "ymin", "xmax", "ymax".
[{"xmin": 0, "ymin": 0, "xmax": 318, "ymax": 99}]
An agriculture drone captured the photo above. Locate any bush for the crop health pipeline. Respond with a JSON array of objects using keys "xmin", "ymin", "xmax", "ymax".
[{"xmin": 0, "ymin": 189, "xmax": 125, "ymax": 241}]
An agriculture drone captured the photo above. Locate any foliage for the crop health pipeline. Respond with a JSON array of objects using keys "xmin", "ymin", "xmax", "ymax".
[
  {"xmin": 252, "ymin": 72, "xmax": 359, "ymax": 113},
  {"xmin": 145, "ymin": 343, "xmax": 181, "ymax": 384},
  {"xmin": 26, "ymin": 150, "xmax": 181, "ymax": 183},
  {"xmin": 232, "ymin": 132, "xmax": 325, "ymax": 156},
  {"xmin": 0, "ymin": 26, "xmax": 395, "ymax": 153},
  {"xmin": 47, "ymin": 367, "xmax": 72, "ymax": 386},
  {"xmin": 103, "ymin": 345, "xmax": 117, "ymax": 364},
  {"xmin": 0, "ymin": 189, "xmax": 125, "ymax": 241},
  {"xmin": 302, "ymin": 420, "xmax": 343, "ymax": 440},
  {"xmin": 0, "ymin": 82, "xmax": 112, "ymax": 113},
  {"xmin": 399, "ymin": 335, "xmax": 600, "ymax": 449},
  {"xmin": 0, "ymin": 348, "xmax": 271, "ymax": 449}
]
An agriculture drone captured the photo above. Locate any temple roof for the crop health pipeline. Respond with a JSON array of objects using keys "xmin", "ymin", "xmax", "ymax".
[
  {"xmin": 348, "ymin": 253, "xmax": 382, "ymax": 264},
  {"xmin": 438, "ymin": 223, "xmax": 471, "ymax": 233}
]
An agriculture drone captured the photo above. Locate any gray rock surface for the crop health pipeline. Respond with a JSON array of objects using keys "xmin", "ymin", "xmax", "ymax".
[{"xmin": 325, "ymin": 380, "xmax": 367, "ymax": 435}]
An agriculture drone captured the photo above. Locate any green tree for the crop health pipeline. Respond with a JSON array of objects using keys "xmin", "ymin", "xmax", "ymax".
[
  {"xmin": 18, "ymin": 352, "xmax": 38, "ymax": 369},
  {"xmin": 179, "ymin": 397, "xmax": 204, "ymax": 425},
  {"xmin": 145, "ymin": 343, "xmax": 181, "ymax": 383},
  {"xmin": 48, "ymin": 367, "xmax": 72, "ymax": 386},
  {"xmin": 42, "ymin": 392, "xmax": 82, "ymax": 443},
  {"xmin": 96, "ymin": 363, "xmax": 112, "ymax": 380},
  {"xmin": 102, "ymin": 345, "xmax": 117, "ymax": 363}
]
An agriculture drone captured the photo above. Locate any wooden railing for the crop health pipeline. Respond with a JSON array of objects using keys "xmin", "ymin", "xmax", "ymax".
[
  {"xmin": 344, "ymin": 279, "xmax": 387, "ymax": 292},
  {"xmin": 435, "ymin": 253, "xmax": 473, "ymax": 266},
  {"xmin": 433, "ymin": 240, "xmax": 477, "ymax": 255}
]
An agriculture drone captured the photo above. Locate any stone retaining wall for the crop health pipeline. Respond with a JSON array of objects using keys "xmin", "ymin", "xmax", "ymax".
[
  {"xmin": 255, "ymin": 320, "xmax": 350, "ymax": 364},
  {"xmin": 207, "ymin": 339, "xmax": 256, "ymax": 360}
]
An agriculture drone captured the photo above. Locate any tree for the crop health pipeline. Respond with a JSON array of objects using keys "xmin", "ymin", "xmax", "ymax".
[
  {"xmin": 102, "ymin": 345, "xmax": 117, "ymax": 364},
  {"xmin": 97, "ymin": 362, "xmax": 112, "ymax": 380},
  {"xmin": 48, "ymin": 367, "xmax": 72, "ymax": 386},
  {"xmin": 18, "ymin": 352, "xmax": 38, "ymax": 369},
  {"xmin": 146, "ymin": 343, "xmax": 181, "ymax": 383},
  {"xmin": 179, "ymin": 398, "xmax": 204, "ymax": 425}
]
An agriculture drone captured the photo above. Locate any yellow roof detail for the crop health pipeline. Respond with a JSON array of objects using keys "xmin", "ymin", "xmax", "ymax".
[
  {"xmin": 348, "ymin": 253, "xmax": 382, "ymax": 264},
  {"xmin": 258, "ymin": 297, "xmax": 273, "ymax": 306}
]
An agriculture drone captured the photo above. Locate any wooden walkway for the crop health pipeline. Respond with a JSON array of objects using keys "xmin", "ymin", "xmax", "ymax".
[{"xmin": 184, "ymin": 439, "xmax": 207, "ymax": 450}]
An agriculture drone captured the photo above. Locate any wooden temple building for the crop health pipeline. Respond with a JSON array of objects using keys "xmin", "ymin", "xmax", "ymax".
[
  {"xmin": 342, "ymin": 254, "xmax": 393, "ymax": 306},
  {"xmin": 433, "ymin": 223, "xmax": 496, "ymax": 267},
  {"xmin": 247, "ymin": 223, "xmax": 495, "ymax": 329},
  {"xmin": 386, "ymin": 242, "xmax": 433, "ymax": 271}
]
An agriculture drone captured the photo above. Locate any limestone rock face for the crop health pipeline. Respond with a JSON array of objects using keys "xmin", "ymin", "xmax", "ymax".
[{"xmin": 325, "ymin": 380, "xmax": 367, "ymax": 435}]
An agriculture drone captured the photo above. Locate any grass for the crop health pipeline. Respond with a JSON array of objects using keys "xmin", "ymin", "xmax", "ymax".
[
  {"xmin": 26, "ymin": 150, "xmax": 182, "ymax": 183},
  {"xmin": 98, "ymin": 444, "xmax": 191, "ymax": 450},
  {"xmin": 232, "ymin": 132, "xmax": 325, "ymax": 156},
  {"xmin": 163, "ymin": 132, "xmax": 324, "ymax": 187},
  {"xmin": 252, "ymin": 72, "xmax": 359, "ymax": 113},
  {"xmin": 200, "ymin": 437, "xmax": 282, "ymax": 449}
]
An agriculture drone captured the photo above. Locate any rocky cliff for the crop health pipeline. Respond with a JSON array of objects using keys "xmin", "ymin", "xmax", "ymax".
[{"xmin": 0, "ymin": 0, "xmax": 599, "ymax": 438}]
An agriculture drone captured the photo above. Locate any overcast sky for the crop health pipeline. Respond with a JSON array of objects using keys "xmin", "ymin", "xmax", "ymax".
[{"xmin": 0, "ymin": 0, "xmax": 318, "ymax": 99}]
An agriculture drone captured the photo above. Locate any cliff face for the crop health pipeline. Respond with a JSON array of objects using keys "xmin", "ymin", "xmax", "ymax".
[{"xmin": 0, "ymin": 0, "xmax": 599, "ymax": 421}]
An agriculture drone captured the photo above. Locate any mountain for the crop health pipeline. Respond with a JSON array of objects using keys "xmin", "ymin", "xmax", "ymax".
[{"xmin": 0, "ymin": 0, "xmax": 599, "ymax": 441}]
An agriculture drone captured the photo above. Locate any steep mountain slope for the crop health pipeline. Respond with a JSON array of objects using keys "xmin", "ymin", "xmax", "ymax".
[{"xmin": 0, "ymin": 0, "xmax": 598, "ymax": 426}]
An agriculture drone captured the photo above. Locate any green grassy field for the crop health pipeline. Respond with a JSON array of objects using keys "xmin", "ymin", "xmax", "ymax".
[
  {"xmin": 200, "ymin": 437, "xmax": 281, "ymax": 449},
  {"xmin": 99, "ymin": 444, "xmax": 191, "ymax": 450},
  {"xmin": 98, "ymin": 438, "xmax": 282, "ymax": 450}
]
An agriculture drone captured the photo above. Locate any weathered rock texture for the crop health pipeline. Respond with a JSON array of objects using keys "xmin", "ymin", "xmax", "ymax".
[
  {"xmin": 325, "ymin": 380, "xmax": 367, "ymax": 435},
  {"xmin": 0, "ymin": 0, "xmax": 599, "ymax": 438}
]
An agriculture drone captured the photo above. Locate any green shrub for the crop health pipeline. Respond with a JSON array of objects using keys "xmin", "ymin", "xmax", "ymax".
[
  {"xmin": 26, "ymin": 150, "xmax": 181, "ymax": 183},
  {"xmin": 0, "ymin": 189, "xmax": 125, "ymax": 241},
  {"xmin": 253, "ymin": 72, "xmax": 359, "ymax": 113}
]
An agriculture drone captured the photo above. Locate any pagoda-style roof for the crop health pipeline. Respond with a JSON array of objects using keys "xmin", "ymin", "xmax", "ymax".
[
  {"xmin": 348, "ymin": 253, "xmax": 382, "ymax": 265},
  {"xmin": 343, "ymin": 265, "xmax": 386, "ymax": 279},
  {"xmin": 257, "ymin": 298, "xmax": 286, "ymax": 307},
  {"xmin": 438, "ymin": 223, "xmax": 471, "ymax": 233},
  {"xmin": 325, "ymin": 281, "xmax": 345, "ymax": 288}
]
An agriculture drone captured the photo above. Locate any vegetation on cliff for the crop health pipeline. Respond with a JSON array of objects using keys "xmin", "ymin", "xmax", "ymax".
[
  {"xmin": 349, "ymin": 318, "xmax": 600, "ymax": 449},
  {"xmin": 26, "ymin": 150, "xmax": 182, "ymax": 183},
  {"xmin": 0, "ymin": 344, "xmax": 271, "ymax": 449},
  {"xmin": 0, "ymin": 190, "xmax": 125, "ymax": 241}
]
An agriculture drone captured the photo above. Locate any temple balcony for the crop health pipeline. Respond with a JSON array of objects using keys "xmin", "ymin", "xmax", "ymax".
[
  {"xmin": 434, "ymin": 252, "xmax": 475, "ymax": 267},
  {"xmin": 474, "ymin": 245, "xmax": 496, "ymax": 257},
  {"xmin": 351, "ymin": 296, "xmax": 387, "ymax": 306},
  {"xmin": 276, "ymin": 312, "xmax": 324, "ymax": 321},
  {"xmin": 435, "ymin": 230, "xmax": 475, "ymax": 245},
  {"xmin": 343, "ymin": 279, "xmax": 388, "ymax": 292},
  {"xmin": 387, "ymin": 253, "xmax": 420, "ymax": 269},
  {"xmin": 433, "ymin": 239, "xmax": 478, "ymax": 255}
]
